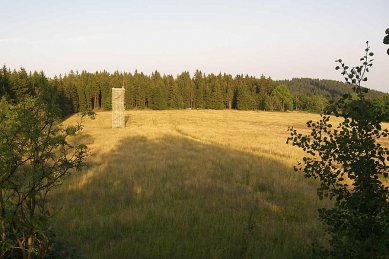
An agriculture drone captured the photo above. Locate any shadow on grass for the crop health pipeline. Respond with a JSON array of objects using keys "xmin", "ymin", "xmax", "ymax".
[
  {"xmin": 51, "ymin": 135, "xmax": 327, "ymax": 259},
  {"xmin": 69, "ymin": 132, "xmax": 95, "ymax": 146}
]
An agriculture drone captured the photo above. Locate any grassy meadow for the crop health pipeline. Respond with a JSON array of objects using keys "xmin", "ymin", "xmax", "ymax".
[{"xmin": 50, "ymin": 110, "xmax": 388, "ymax": 258}]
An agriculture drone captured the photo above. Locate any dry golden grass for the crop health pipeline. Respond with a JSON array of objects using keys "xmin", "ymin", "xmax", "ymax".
[{"xmin": 51, "ymin": 110, "xmax": 388, "ymax": 258}]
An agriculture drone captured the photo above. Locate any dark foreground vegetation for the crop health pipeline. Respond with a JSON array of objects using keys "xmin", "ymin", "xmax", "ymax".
[
  {"xmin": 0, "ymin": 82, "xmax": 94, "ymax": 257},
  {"xmin": 289, "ymin": 42, "xmax": 389, "ymax": 258}
]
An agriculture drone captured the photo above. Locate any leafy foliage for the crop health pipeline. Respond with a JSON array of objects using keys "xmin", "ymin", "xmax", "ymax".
[
  {"xmin": 0, "ymin": 88, "xmax": 93, "ymax": 258},
  {"xmin": 287, "ymin": 42, "xmax": 389, "ymax": 258},
  {"xmin": 270, "ymin": 85, "xmax": 293, "ymax": 111},
  {"xmin": 384, "ymin": 28, "xmax": 389, "ymax": 55}
]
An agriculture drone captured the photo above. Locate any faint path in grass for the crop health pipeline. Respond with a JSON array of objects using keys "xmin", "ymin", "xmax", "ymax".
[
  {"xmin": 173, "ymin": 125, "xmax": 294, "ymax": 161},
  {"xmin": 62, "ymin": 110, "xmax": 340, "ymax": 190}
]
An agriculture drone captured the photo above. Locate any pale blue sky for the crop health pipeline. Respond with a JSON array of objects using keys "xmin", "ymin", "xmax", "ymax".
[{"xmin": 1, "ymin": 0, "xmax": 388, "ymax": 92}]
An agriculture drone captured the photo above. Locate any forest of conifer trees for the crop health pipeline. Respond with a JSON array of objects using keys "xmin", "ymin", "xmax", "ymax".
[{"xmin": 0, "ymin": 66, "xmax": 388, "ymax": 119}]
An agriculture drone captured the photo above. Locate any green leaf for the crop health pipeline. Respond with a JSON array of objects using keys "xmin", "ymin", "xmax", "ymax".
[{"xmin": 384, "ymin": 35, "xmax": 389, "ymax": 44}]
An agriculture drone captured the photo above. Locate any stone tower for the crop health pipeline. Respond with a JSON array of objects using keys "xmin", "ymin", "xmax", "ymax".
[{"xmin": 112, "ymin": 87, "xmax": 125, "ymax": 128}]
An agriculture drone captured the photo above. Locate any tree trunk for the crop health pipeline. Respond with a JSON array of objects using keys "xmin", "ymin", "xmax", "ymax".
[
  {"xmin": 27, "ymin": 196, "xmax": 36, "ymax": 259},
  {"xmin": 27, "ymin": 236, "xmax": 33, "ymax": 259},
  {"xmin": 17, "ymin": 238, "xmax": 28, "ymax": 259},
  {"xmin": 94, "ymin": 94, "xmax": 98, "ymax": 110},
  {"xmin": 0, "ymin": 191, "xmax": 5, "ymax": 242}
]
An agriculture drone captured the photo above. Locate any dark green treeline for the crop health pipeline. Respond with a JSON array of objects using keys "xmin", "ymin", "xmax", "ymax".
[
  {"xmin": 50, "ymin": 69, "xmax": 297, "ymax": 114},
  {"xmin": 1, "ymin": 66, "xmax": 388, "ymax": 118},
  {"xmin": 46, "ymin": 70, "xmax": 325, "ymax": 114}
]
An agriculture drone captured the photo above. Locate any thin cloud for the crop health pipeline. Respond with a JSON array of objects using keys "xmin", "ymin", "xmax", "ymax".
[
  {"xmin": 0, "ymin": 38, "xmax": 12, "ymax": 43},
  {"xmin": 64, "ymin": 34, "xmax": 108, "ymax": 42}
]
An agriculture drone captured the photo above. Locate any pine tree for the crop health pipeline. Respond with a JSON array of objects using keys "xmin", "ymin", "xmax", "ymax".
[
  {"xmin": 0, "ymin": 66, "xmax": 12, "ymax": 100},
  {"xmin": 151, "ymin": 71, "xmax": 167, "ymax": 110},
  {"xmin": 209, "ymin": 74, "xmax": 224, "ymax": 109},
  {"xmin": 9, "ymin": 68, "xmax": 32, "ymax": 102},
  {"xmin": 235, "ymin": 75, "xmax": 255, "ymax": 110},
  {"xmin": 223, "ymin": 74, "xmax": 234, "ymax": 109},
  {"xmin": 177, "ymin": 72, "xmax": 193, "ymax": 108},
  {"xmin": 257, "ymin": 75, "xmax": 275, "ymax": 110},
  {"xmin": 193, "ymin": 70, "xmax": 205, "ymax": 108},
  {"xmin": 165, "ymin": 75, "xmax": 183, "ymax": 109}
]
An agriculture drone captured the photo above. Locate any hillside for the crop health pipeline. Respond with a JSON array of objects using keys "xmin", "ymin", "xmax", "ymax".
[
  {"xmin": 50, "ymin": 110, "xmax": 387, "ymax": 258},
  {"xmin": 278, "ymin": 78, "xmax": 386, "ymax": 99}
]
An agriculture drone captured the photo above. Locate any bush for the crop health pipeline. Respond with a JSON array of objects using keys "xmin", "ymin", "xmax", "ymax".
[
  {"xmin": 287, "ymin": 42, "xmax": 389, "ymax": 258},
  {"xmin": 0, "ymin": 94, "xmax": 93, "ymax": 258}
]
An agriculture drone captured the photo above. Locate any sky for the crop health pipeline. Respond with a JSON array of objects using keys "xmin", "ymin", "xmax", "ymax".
[{"xmin": 1, "ymin": 0, "xmax": 389, "ymax": 92}]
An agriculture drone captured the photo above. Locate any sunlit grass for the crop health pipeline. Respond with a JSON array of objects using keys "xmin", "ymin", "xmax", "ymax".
[{"xmin": 51, "ymin": 110, "xmax": 388, "ymax": 258}]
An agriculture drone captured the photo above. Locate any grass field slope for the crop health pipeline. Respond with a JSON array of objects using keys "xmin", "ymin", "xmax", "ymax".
[{"xmin": 51, "ymin": 110, "xmax": 388, "ymax": 258}]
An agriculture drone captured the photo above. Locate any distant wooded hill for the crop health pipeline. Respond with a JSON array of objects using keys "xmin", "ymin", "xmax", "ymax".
[
  {"xmin": 0, "ymin": 66, "xmax": 388, "ymax": 119},
  {"xmin": 278, "ymin": 78, "xmax": 384, "ymax": 99}
]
